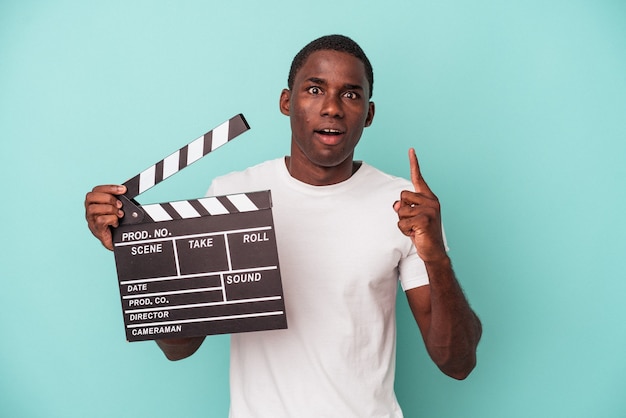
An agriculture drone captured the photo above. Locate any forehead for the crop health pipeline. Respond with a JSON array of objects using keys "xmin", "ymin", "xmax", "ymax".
[{"xmin": 294, "ymin": 50, "xmax": 368, "ymax": 88}]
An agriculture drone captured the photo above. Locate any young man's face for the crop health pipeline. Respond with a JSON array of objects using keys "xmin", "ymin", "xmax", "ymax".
[{"xmin": 280, "ymin": 50, "xmax": 375, "ymax": 184}]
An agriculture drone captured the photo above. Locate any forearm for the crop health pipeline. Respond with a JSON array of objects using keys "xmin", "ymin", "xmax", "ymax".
[
  {"xmin": 423, "ymin": 256, "xmax": 482, "ymax": 379},
  {"xmin": 155, "ymin": 336, "xmax": 205, "ymax": 361}
]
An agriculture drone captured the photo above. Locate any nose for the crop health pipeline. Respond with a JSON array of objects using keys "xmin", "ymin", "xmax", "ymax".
[{"xmin": 320, "ymin": 94, "xmax": 344, "ymax": 118}]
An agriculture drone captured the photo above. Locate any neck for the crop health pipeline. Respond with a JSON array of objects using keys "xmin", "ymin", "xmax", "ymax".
[{"xmin": 284, "ymin": 156, "xmax": 361, "ymax": 186}]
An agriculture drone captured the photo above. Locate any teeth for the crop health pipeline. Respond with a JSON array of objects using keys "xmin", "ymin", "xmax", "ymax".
[{"xmin": 321, "ymin": 129, "xmax": 341, "ymax": 133}]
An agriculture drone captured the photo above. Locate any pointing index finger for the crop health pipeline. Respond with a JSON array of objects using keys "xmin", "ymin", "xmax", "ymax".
[{"xmin": 409, "ymin": 148, "xmax": 433, "ymax": 195}]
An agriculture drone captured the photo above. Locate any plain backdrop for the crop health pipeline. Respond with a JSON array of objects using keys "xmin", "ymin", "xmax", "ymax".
[{"xmin": 1, "ymin": 1, "xmax": 625, "ymax": 417}]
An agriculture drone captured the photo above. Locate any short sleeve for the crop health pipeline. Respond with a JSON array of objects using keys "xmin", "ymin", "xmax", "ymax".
[
  {"xmin": 398, "ymin": 246, "xmax": 430, "ymax": 291},
  {"xmin": 398, "ymin": 225, "xmax": 450, "ymax": 291}
]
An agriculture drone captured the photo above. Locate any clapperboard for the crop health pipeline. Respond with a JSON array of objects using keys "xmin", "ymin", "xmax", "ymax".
[{"xmin": 111, "ymin": 114, "xmax": 287, "ymax": 342}]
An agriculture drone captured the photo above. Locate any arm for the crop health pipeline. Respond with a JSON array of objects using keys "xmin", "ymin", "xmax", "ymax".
[
  {"xmin": 394, "ymin": 149, "xmax": 482, "ymax": 380},
  {"xmin": 84, "ymin": 184, "xmax": 205, "ymax": 360},
  {"xmin": 405, "ymin": 265, "xmax": 482, "ymax": 379}
]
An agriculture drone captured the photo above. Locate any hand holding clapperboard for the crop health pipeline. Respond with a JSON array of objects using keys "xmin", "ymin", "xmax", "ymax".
[{"xmin": 111, "ymin": 114, "xmax": 287, "ymax": 342}]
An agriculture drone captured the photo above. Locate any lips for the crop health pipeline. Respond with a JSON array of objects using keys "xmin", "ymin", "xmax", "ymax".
[{"xmin": 314, "ymin": 127, "xmax": 345, "ymax": 145}]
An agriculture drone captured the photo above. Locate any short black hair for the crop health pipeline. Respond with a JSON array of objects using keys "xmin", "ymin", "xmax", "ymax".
[{"xmin": 287, "ymin": 34, "xmax": 374, "ymax": 99}]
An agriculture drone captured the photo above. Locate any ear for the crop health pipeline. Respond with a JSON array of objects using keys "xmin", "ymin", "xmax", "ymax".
[
  {"xmin": 279, "ymin": 89, "xmax": 291, "ymax": 116},
  {"xmin": 364, "ymin": 101, "xmax": 375, "ymax": 127}
]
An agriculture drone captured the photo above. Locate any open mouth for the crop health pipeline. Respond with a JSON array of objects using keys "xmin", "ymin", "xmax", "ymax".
[
  {"xmin": 315, "ymin": 128, "xmax": 344, "ymax": 136},
  {"xmin": 314, "ymin": 128, "xmax": 345, "ymax": 145}
]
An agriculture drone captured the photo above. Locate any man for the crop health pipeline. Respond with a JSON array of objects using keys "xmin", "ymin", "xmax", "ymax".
[{"xmin": 85, "ymin": 34, "xmax": 481, "ymax": 417}]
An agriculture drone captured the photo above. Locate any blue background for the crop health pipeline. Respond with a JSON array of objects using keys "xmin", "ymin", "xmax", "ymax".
[{"xmin": 1, "ymin": 1, "xmax": 625, "ymax": 417}]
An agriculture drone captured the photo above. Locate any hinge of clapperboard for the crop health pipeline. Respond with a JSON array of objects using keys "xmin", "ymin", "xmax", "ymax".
[{"xmin": 117, "ymin": 114, "xmax": 250, "ymax": 225}]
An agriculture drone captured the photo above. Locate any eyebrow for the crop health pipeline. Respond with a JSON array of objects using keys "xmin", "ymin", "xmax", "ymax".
[{"xmin": 306, "ymin": 77, "xmax": 364, "ymax": 92}]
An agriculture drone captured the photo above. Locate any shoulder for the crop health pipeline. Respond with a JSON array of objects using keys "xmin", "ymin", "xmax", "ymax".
[
  {"xmin": 207, "ymin": 158, "xmax": 282, "ymax": 196},
  {"xmin": 357, "ymin": 162, "xmax": 413, "ymax": 193},
  {"xmin": 214, "ymin": 158, "xmax": 280, "ymax": 182}
]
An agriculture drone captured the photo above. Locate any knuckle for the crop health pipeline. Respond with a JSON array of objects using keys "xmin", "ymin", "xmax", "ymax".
[
  {"xmin": 94, "ymin": 215, "xmax": 112, "ymax": 229},
  {"xmin": 397, "ymin": 220, "xmax": 412, "ymax": 236},
  {"xmin": 84, "ymin": 192, "xmax": 95, "ymax": 207}
]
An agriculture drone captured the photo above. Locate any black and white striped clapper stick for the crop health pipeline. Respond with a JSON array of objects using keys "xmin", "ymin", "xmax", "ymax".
[{"xmin": 122, "ymin": 114, "xmax": 249, "ymax": 200}]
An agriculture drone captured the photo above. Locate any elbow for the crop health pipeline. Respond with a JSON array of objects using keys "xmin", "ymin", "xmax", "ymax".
[
  {"xmin": 439, "ymin": 354, "xmax": 477, "ymax": 380},
  {"xmin": 427, "ymin": 334, "xmax": 478, "ymax": 380},
  {"xmin": 162, "ymin": 350, "xmax": 192, "ymax": 362},
  {"xmin": 428, "ymin": 345, "xmax": 478, "ymax": 380},
  {"xmin": 422, "ymin": 311, "xmax": 482, "ymax": 379},
  {"xmin": 439, "ymin": 315, "xmax": 482, "ymax": 379}
]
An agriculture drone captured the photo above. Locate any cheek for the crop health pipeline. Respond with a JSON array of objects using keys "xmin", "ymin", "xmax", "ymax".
[{"xmin": 293, "ymin": 108, "xmax": 311, "ymax": 126}]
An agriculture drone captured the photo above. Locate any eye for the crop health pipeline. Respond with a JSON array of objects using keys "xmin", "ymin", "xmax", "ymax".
[
  {"xmin": 307, "ymin": 86, "xmax": 322, "ymax": 95},
  {"xmin": 343, "ymin": 91, "xmax": 359, "ymax": 100}
]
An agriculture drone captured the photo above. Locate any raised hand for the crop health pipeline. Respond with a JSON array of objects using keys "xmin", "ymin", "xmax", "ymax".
[{"xmin": 394, "ymin": 148, "xmax": 447, "ymax": 262}]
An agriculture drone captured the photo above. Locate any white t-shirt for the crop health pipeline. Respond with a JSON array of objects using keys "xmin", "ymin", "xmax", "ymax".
[{"xmin": 207, "ymin": 158, "xmax": 429, "ymax": 418}]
